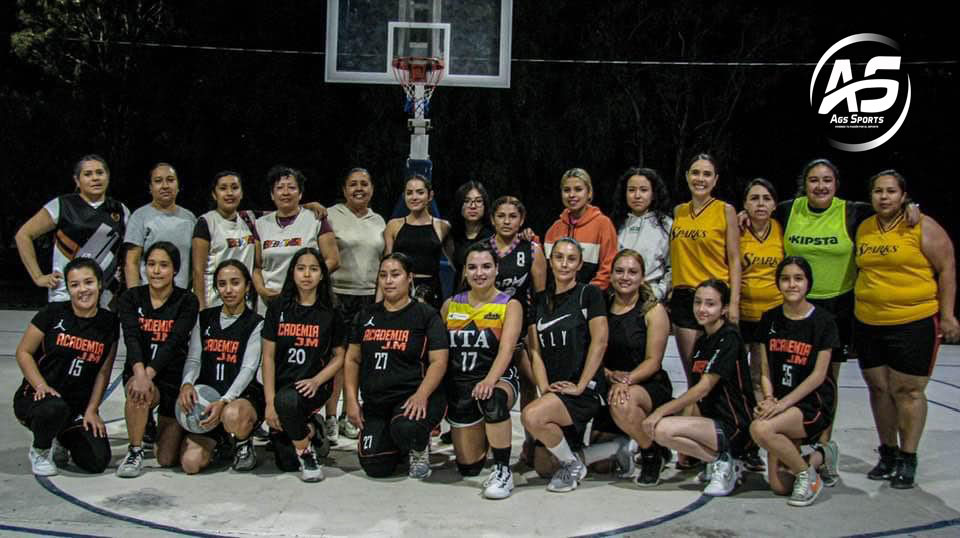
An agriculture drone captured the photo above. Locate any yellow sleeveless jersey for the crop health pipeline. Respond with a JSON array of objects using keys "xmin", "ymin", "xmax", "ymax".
[
  {"xmin": 671, "ymin": 199, "xmax": 729, "ymax": 288},
  {"xmin": 740, "ymin": 220, "xmax": 784, "ymax": 321},
  {"xmin": 855, "ymin": 214, "xmax": 938, "ymax": 325}
]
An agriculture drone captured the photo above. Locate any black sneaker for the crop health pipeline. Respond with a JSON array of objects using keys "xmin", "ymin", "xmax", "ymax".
[
  {"xmin": 890, "ymin": 453, "xmax": 916, "ymax": 489},
  {"xmin": 635, "ymin": 446, "xmax": 664, "ymax": 488},
  {"xmin": 742, "ymin": 448, "xmax": 765, "ymax": 472},
  {"xmin": 310, "ymin": 417, "xmax": 331, "ymax": 459},
  {"xmin": 142, "ymin": 413, "xmax": 158, "ymax": 450},
  {"xmin": 867, "ymin": 445, "xmax": 899, "ymax": 480}
]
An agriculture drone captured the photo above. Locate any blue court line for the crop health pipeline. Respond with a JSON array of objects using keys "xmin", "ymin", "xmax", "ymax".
[
  {"xmin": 572, "ymin": 495, "xmax": 713, "ymax": 537},
  {"xmin": 930, "ymin": 378, "xmax": 960, "ymax": 391},
  {"xmin": 100, "ymin": 373, "xmax": 124, "ymax": 403},
  {"xmin": 842, "ymin": 517, "xmax": 960, "ymax": 537},
  {"xmin": 929, "ymin": 399, "xmax": 960, "ymax": 414},
  {"xmin": 35, "ymin": 476, "xmax": 228, "ymax": 538},
  {"xmin": 0, "ymin": 523, "xmax": 106, "ymax": 538}
]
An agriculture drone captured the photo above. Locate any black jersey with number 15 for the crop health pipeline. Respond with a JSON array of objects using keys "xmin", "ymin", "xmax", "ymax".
[
  {"xmin": 263, "ymin": 301, "xmax": 344, "ymax": 389},
  {"xmin": 350, "ymin": 301, "xmax": 448, "ymax": 405}
]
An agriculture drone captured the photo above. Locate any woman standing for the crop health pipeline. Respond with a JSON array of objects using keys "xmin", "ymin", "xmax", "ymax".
[
  {"xmin": 855, "ymin": 170, "xmax": 959, "ymax": 489},
  {"xmin": 178, "ymin": 260, "xmax": 265, "ymax": 474},
  {"xmin": 669, "ymin": 154, "xmax": 742, "ymax": 384},
  {"xmin": 450, "ymin": 181, "xmax": 494, "ymax": 289},
  {"xmin": 326, "ymin": 168, "xmax": 386, "ymax": 440},
  {"xmin": 604, "ymin": 250, "xmax": 673, "ymax": 487},
  {"xmin": 442, "ymin": 244, "xmax": 524, "ymax": 499},
  {"xmin": 124, "ymin": 163, "xmax": 197, "ymax": 290},
  {"xmin": 544, "ymin": 168, "xmax": 619, "ymax": 290},
  {"xmin": 191, "ymin": 171, "xmax": 259, "ymax": 310},
  {"xmin": 14, "ymin": 258, "xmax": 118, "ymax": 476},
  {"xmin": 116, "ymin": 242, "xmax": 200, "ymax": 478},
  {"xmin": 382, "ymin": 174, "xmax": 454, "ymax": 309},
  {"xmin": 643, "ymin": 280, "xmax": 755, "ymax": 497},
  {"xmin": 521, "ymin": 238, "xmax": 608, "ymax": 493},
  {"xmin": 261, "ymin": 248, "xmax": 346, "ymax": 482},
  {"xmin": 254, "ymin": 165, "xmax": 340, "ymax": 313},
  {"xmin": 611, "ymin": 167, "xmax": 674, "ymax": 301},
  {"xmin": 750, "ymin": 257, "xmax": 838, "ymax": 507},
  {"xmin": 344, "ymin": 253, "xmax": 448, "ymax": 479},
  {"xmin": 16, "ymin": 155, "xmax": 129, "ymax": 306}
]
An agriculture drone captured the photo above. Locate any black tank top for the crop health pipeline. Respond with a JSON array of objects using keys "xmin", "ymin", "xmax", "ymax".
[
  {"xmin": 197, "ymin": 306, "xmax": 263, "ymax": 396},
  {"xmin": 394, "ymin": 218, "xmax": 442, "ymax": 276},
  {"xmin": 491, "ymin": 236, "xmax": 535, "ymax": 311}
]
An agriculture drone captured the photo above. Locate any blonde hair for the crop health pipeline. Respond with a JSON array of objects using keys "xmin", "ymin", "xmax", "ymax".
[{"xmin": 561, "ymin": 168, "xmax": 594, "ymax": 202}]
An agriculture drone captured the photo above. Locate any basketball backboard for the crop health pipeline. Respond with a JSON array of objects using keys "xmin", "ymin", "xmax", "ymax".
[{"xmin": 325, "ymin": 0, "xmax": 513, "ymax": 88}]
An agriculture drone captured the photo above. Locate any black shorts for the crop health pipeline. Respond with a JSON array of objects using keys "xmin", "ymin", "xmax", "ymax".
[
  {"xmin": 335, "ymin": 293, "xmax": 375, "ymax": 345},
  {"xmin": 594, "ymin": 373, "xmax": 673, "ymax": 435},
  {"xmin": 715, "ymin": 418, "xmax": 754, "ymax": 458},
  {"xmin": 795, "ymin": 381, "xmax": 835, "ymax": 444},
  {"xmin": 123, "ymin": 374, "xmax": 180, "ymax": 418},
  {"xmin": 809, "ymin": 291, "xmax": 854, "ymax": 362},
  {"xmin": 357, "ymin": 391, "xmax": 447, "ymax": 468},
  {"xmin": 855, "ymin": 315, "xmax": 940, "ymax": 377},
  {"xmin": 556, "ymin": 391, "xmax": 601, "ymax": 449},
  {"xmin": 445, "ymin": 366, "xmax": 521, "ymax": 428},
  {"xmin": 739, "ymin": 319, "xmax": 764, "ymax": 345},
  {"xmin": 668, "ymin": 287, "xmax": 699, "ymax": 330},
  {"xmin": 237, "ymin": 384, "xmax": 267, "ymax": 423}
]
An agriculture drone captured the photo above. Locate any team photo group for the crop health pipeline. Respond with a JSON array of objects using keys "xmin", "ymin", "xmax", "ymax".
[{"xmin": 12, "ymin": 152, "xmax": 957, "ymax": 509}]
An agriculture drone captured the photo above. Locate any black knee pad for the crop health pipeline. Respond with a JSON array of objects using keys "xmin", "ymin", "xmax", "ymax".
[
  {"xmin": 389, "ymin": 417, "xmax": 430, "ymax": 453},
  {"xmin": 33, "ymin": 397, "xmax": 72, "ymax": 424},
  {"xmin": 274, "ymin": 386, "xmax": 300, "ymax": 416},
  {"xmin": 360, "ymin": 453, "xmax": 400, "ymax": 478},
  {"xmin": 478, "ymin": 388, "xmax": 511, "ymax": 424},
  {"xmin": 457, "ymin": 458, "xmax": 485, "ymax": 477}
]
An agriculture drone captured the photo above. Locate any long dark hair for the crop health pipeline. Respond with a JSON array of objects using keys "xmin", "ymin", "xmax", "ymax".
[
  {"xmin": 63, "ymin": 257, "xmax": 104, "ymax": 305},
  {"xmin": 610, "ymin": 167, "xmax": 672, "ymax": 232},
  {"xmin": 213, "ymin": 259, "xmax": 254, "ymax": 305},
  {"xmin": 144, "ymin": 241, "xmax": 181, "ymax": 275},
  {"xmin": 279, "ymin": 247, "xmax": 336, "ymax": 311},
  {"xmin": 451, "ymin": 180, "xmax": 491, "ymax": 240}
]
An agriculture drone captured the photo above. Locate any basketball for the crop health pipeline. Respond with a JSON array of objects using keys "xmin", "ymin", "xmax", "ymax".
[{"xmin": 175, "ymin": 384, "xmax": 222, "ymax": 434}]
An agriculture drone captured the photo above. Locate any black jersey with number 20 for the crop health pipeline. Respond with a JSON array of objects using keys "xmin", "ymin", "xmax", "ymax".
[
  {"xmin": 263, "ymin": 302, "xmax": 345, "ymax": 389},
  {"xmin": 350, "ymin": 301, "xmax": 448, "ymax": 405}
]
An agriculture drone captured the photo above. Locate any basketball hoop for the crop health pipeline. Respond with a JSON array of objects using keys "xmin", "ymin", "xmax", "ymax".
[{"xmin": 392, "ymin": 56, "xmax": 445, "ymax": 118}]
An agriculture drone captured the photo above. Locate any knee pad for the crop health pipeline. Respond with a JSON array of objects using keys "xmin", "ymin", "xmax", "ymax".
[
  {"xmin": 360, "ymin": 453, "xmax": 400, "ymax": 478},
  {"xmin": 389, "ymin": 417, "xmax": 430, "ymax": 453},
  {"xmin": 273, "ymin": 386, "xmax": 300, "ymax": 416},
  {"xmin": 478, "ymin": 388, "xmax": 511, "ymax": 424},
  {"xmin": 457, "ymin": 458, "xmax": 485, "ymax": 477},
  {"xmin": 34, "ymin": 397, "xmax": 71, "ymax": 422}
]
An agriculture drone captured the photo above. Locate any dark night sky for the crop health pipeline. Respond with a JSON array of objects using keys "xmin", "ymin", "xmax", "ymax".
[{"xmin": 0, "ymin": 1, "xmax": 956, "ymax": 306}]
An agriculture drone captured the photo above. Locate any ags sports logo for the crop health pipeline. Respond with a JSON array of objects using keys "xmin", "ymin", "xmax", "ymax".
[
  {"xmin": 262, "ymin": 238, "xmax": 303, "ymax": 249},
  {"xmin": 810, "ymin": 34, "xmax": 911, "ymax": 152}
]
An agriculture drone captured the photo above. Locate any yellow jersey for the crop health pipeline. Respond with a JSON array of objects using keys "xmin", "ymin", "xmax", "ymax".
[
  {"xmin": 671, "ymin": 199, "xmax": 729, "ymax": 288},
  {"xmin": 855, "ymin": 214, "xmax": 938, "ymax": 325},
  {"xmin": 740, "ymin": 220, "xmax": 784, "ymax": 321}
]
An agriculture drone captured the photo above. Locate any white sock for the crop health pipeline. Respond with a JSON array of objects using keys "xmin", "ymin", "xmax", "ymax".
[
  {"xmin": 582, "ymin": 437, "xmax": 630, "ymax": 465},
  {"xmin": 627, "ymin": 439, "xmax": 638, "ymax": 453},
  {"xmin": 547, "ymin": 439, "xmax": 577, "ymax": 463}
]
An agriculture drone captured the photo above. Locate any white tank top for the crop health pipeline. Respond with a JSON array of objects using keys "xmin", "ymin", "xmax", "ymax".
[
  {"xmin": 201, "ymin": 209, "xmax": 257, "ymax": 307},
  {"xmin": 256, "ymin": 210, "xmax": 321, "ymax": 304}
]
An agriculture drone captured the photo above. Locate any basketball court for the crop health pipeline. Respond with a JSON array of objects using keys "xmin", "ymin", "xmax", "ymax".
[{"xmin": 1, "ymin": 308, "xmax": 959, "ymax": 537}]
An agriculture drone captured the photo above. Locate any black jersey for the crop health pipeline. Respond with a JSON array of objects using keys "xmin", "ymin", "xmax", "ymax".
[
  {"xmin": 54, "ymin": 193, "xmax": 126, "ymax": 295},
  {"xmin": 761, "ymin": 306, "xmax": 839, "ymax": 404},
  {"xmin": 119, "ymin": 286, "xmax": 199, "ymax": 387},
  {"xmin": 350, "ymin": 300, "xmax": 447, "ymax": 405},
  {"xmin": 17, "ymin": 302, "xmax": 118, "ymax": 410},
  {"xmin": 533, "ymin": 283, "xmax": 606, "ymax": 390},
  {"xmin": 690, "ymin": 323, "xmax": 756, "ymax": 431},
  {"xmin": 197, "ymin": 306, "xmax": 264, "ymax": 396},
  {"xmin": 263, "ymin": 301, "xmax": 345, "ymax": 389},
  {"xmin": 491, "ymin": 236, "xmax": 536, "ymax": 310}
]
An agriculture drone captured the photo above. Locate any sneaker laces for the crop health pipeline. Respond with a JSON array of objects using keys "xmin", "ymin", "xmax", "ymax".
[
  {"xmin": 123, "ymin": 449, "xmax": 142, "ymax": 466},
  {"xmin": 300, "ymin": 448, "xmax": 319, "ymax": 470},
  {"xmin": 793, "ymin": 469, "xmax": 811, "ymax": 494}
]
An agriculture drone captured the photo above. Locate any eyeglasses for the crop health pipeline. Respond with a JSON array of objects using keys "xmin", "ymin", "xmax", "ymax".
[{"xmin": 463, "ymin": 197, "xmax": 484, "ymax": 207}]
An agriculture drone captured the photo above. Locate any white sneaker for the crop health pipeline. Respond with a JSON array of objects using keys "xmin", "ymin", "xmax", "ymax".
[
  {"xmin": 323, "ymin": 416, "xmax": 339, "ymax": 443},
  {"xmin": 788, "ymin": 467, "xmax": 823, "ymax": 507},
  {"xmin": 409, "ymin": 448, "xmax": 431, "ymax": 480},
  {"xmin": 339, "ymin": 416, "xmax": 360, "ymax": 440},
  {"xmin": 298, "ymin": 446, "xmax": 324, "ymax": 482},
  {"xmin": 703, "ymin": 456, "xmax": 739, "ymax": 496},
  {"xmin": 29, "ymin": 447, "xmax": 58, "ymax": 476},
  {"xmin": 483, "ymin": 464, "xmax": 514, "ymax": 499},
  {"xmin": 115, "ymin": 447, "xmax": 144, "ymax": 478},
  {"xmin": 51, "ymin": 438, "xmax": 69, "ymax": 467}
]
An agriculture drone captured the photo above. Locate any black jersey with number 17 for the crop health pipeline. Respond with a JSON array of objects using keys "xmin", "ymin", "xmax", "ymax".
[
  {"xmin": 533, "ymin": 283, "xmax": 606, "ymax": 390},
  {"xmin": 350, "ymin": 301, "xmax": 448, "ymax": 405},
  {"xmin": 263, "ymin": 301, "xmax": 344, "ymax": 389}
]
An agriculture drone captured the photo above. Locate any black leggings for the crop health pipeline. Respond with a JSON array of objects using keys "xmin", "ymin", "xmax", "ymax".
[
  {"xmin": 358, "ymin": 391, "xmax": 447, "ymax": 478},
  {"xmin": 272, "ymin": 384, "xmax": 332, "ymax": 472},
  {"xmin": 14, "ymin": 396, "xmax": 111, "ymax": 473}
]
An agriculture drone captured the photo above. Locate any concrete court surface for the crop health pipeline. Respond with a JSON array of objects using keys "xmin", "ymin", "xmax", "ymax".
[{"xmin": 0, "ymin": 309, "xmax": 958, "ymax": 537}]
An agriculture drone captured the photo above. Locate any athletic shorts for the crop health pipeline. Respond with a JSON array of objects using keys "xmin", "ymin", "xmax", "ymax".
[
  {"xmin": 739, "ymin": 319, "xmax": 764, "ymax": 345},
  {"xmin": 855, "ymin": 315, "xmax": 940, "ymax": 377},
  {"xmin": 668, "ymin": 287, "xmax": 699, "ymax": 330},
  {"xmin": 445, "ymin": 365, "xmax": 521, "ymax": 428},
  {"xmin": 594, "ymin": 373, "xmax": 673, "ymax": 435},
  {"xmin": 795, "ymin": 381, "xmax": 835, "ymax": 444},
  {"xmin": 809, "ymin": 290, "xmax": 855, "ymax": 362},
  {"xmin": 335, "ymin": 293, "xmax": 375, "ymax": 346},
  {"xmin": 123, "ymin": 374, "xmax": 180, "ymax": 418},
  {"xmin": 357, "ymin": 391, "xmax": 447, "ymax": 468},
  {"xmin": 190, "ymin": 386, "xmax": 266, "ymax": 442},
  {"xmin": 557, "ymin": 391, "xmax": 601, "ymax": 449}
]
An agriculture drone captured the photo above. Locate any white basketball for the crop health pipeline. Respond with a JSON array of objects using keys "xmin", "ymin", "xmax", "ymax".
[{"xmin": 175, "ymin": 384, "xmax": 222, "ymax": 434}]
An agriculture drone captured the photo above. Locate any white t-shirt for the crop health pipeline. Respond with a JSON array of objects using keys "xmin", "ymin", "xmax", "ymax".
[
  {"xmin": 326, "ymin": 203, "xmax": 385, "ymax": 296},
  {"xmin": 124, "ymin": 203, "xmax": 197, "ymax": 289}
]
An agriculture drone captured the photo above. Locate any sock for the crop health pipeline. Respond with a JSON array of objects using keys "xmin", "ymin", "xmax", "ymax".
[
  {"xmin": 236, "ymin": 437, "xmax": 251, "ymax": 446},
  {"xmin": 492, "ymin": 447, "xmax": 511, "ymax": 467},
  {"xmin": 582, "ymin": 439, "xmax": 625, "ymax": 465},
  {"xmin": 547, "ymin": 438, "xmax": 577, "ymax": 463},
  {"xmin": 129, "ymin": 445, "xmax": 143, "ymax": 453}
]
